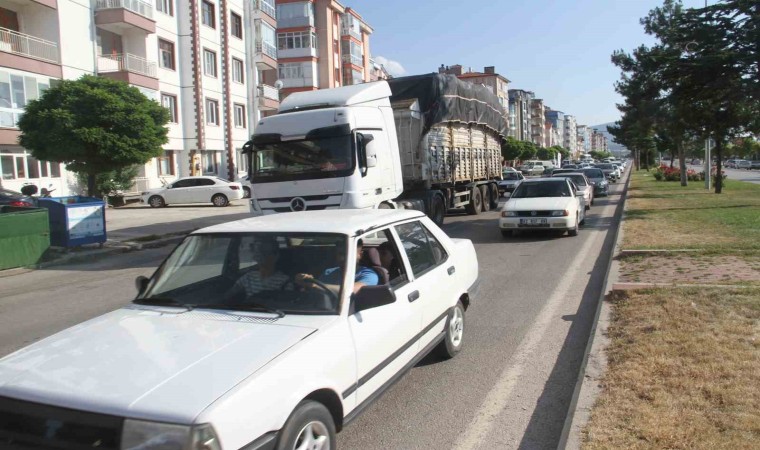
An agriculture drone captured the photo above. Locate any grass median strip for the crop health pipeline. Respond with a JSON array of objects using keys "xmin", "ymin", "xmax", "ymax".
[{"xmin": 583, "ymin": 287, "xmax": 760, "ymax": 449}]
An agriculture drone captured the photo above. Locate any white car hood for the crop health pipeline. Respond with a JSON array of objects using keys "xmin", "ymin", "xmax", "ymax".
[
  {"xmin": 505, "ymin": 197, "xmax": 573, "ymax": 211},
  {"xmin": 0, "ymin": 307, "xmax": 316, "ymax": 423}
]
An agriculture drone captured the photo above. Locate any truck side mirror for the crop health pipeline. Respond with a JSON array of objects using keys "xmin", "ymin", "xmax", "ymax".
[{"xmin": 357, "ymin": 133, "xmax": 376, "ymax": 175}]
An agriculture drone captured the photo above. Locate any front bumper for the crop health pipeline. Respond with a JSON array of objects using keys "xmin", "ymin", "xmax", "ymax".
[{"xmin": 499, "ymin": 216, "xmax": 575, "ymax": 230}]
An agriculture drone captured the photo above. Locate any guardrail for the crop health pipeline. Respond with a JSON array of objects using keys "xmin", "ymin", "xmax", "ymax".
[
  {"xmin": 0, "ymin": 27, "xmax": 59, "ymax": 63},
  {"xmin": 95, "ymin": 0, "xmax": 154, "ymax": 19},
  {"xmin": 97, "ymin": 53, "xmax": 157, "ymax": 77},
  {"xmin": 258, "ymin": 84, "xmax": 279, "ymax": 101},
  {"xmin": 342, "ymin": 53, "xmax": 363, "ymax": 67},
  {"xmin": 255, "ymin": 0, "xmax": 276, "ymax": 19},
  {"xmin": 255, "ymin": 42, "xmax": 277, "ymax": 59}
]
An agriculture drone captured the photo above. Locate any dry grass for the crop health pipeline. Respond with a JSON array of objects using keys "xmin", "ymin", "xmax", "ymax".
[
  {"xmin": 622, "ymin": 172, "xmax": 760, "ymax": 253},
  {"xmin": 582, "ymin": 288, "xmax": 760, "ymax": 449},
  {"xmin": 618, "ymin": 254, "xmax": 760, "ymax": 285}
]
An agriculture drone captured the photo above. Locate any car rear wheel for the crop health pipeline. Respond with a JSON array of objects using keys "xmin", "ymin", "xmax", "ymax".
[
  {"xmin": 435, "ymin": 301, "xmax": 465, "ymax": 359},
  {"xmin": 242, "ymin": 186, "xmax": 251, "ymax": 199},
  {"xmin": 212, "ymin": 194, "xmax": 229, "ymax": 207},
  {"xmin": 148, "ymin": 196, "xmax": 165, "ymax": 208},
  {"xmin": 276, "ymin": 400, "xmax": 335, "ymax": 450}
]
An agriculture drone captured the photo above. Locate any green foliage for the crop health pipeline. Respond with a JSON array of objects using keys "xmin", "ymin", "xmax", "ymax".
[
  {"xmin": 590, "ymin": 150, "xmax": 613, "ymax": 160},
  {"xmin": 728, "ymin": 138, "xmax": 760, "ymax": 159},
  {"xmin": 76, "ymin": 166, "xmax": 139, "ymax": 197},
  {"xmin": 501, "ymin": 137, "xmax": 540, "ymax": 161},
  {"xmin": 18, "ymin": 75, "xmax": 170, "ymax": 196}
]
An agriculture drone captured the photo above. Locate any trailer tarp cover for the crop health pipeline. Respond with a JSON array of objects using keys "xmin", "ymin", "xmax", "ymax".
[{"xmin": 388, "ymin": 73, "xmax": 508, "ymax": 142}]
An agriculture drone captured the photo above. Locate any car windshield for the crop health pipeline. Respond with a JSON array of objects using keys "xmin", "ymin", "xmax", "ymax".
[
  {"xmin": 582, "ymin": 169, "xmax": 604, "ymax": 179},
  {"xmin": 138, "ymin": 233, "xmax": 347, "ymax": 315},
  {"xmin": 596, "ymin": 164, "xmax": 614, "ymax": 169},
  {"xmin": 556, "ymin": 174, "xmax": 587, "ymax": 186},
  {"xmin": 503, "ymin": 173, "xmax": 521, "ymax": 180},
  {"xmin": 251, "ymin": 134, "xmax": 355, "ymax": 183},
  {"xmin": 511, "ymin": 181, "xmax": 571, "ymax": 198}
]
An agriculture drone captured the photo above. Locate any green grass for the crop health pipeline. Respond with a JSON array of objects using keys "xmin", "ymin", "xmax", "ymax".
[{"xmin": 623, "ymin": 171, "xmax": 760, "ymax": 253}]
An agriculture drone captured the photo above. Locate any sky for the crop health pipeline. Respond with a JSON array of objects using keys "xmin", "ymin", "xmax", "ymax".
[{"xmin": 350, "ymin": 0, "xmax": 707, "ymax": 127}]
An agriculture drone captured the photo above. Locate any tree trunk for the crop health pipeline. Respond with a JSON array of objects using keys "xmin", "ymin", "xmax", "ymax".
[
  {"xmin": 87, "ymin": 173, "xmax": 96, "ymax": 197},
  {"xmin": 670, "ymin": 148, "xmax": 675, "ymax": 168},
  {"xmin": 678, "ymin": 141, "xmax": 687, "ymax": 186},
  {"xmin": 714, "ymin": 138, "xmax": 723, "ymax": 194}
]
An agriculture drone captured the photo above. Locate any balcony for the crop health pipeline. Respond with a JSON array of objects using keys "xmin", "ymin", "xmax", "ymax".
[
  {"xmin": 95, "ymin": 0, "xmax": 155, "ymax": 34},
  {"xmin": 342, "ymin": 53, "xmax": 363, "ymax": 67},
  {"xmin": 0, "ymin": 27, "xmax": 61, "ymax": 77},
  {"xmin": 278, "ymin": 14, "xmax": 314, "ymax": 29},
  {"xmin": 341, "ymin": 25, "xmax": 361, "ymax": 40},
  {"xmin": 254, "ymin": 41, "xmax": 277, "ymax": 70},
  {"xmin": 253, "ymin": 0, "xmax": 276, "ymax": 23},
  {"xmin": 258, "ymin": 84, "xmax": 279, "ymax": 111},
  {"xmin": 97, "ymin": 53, "xmax": 158, "ymax": 90}
]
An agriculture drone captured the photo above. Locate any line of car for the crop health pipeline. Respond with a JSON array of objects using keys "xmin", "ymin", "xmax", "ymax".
[{"xmin": 726, "ymin": 159, "xmax": 760, "ymax": 170}]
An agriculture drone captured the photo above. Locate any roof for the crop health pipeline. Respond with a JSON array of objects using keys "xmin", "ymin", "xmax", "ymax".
[
  {"xmin": 521, "ymin": 177, "xmax": 568, "ymax": 183},
  {"xmin": 196, "ymin": 209, "xmax": 426, "ymax": 236},
  {"xmin": 279, "ymin": 82, "xmax": 391, "ymax": 112},
  {"xmin": 457, "ymin": 72, "xmax": 511, "ymax": 83}
]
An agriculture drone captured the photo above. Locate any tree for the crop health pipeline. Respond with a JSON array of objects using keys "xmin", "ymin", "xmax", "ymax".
[
  {"xmin": 590, "ymin": 150, "xmax": 613, "ymax": 161},
  {"xmin": 76, "ymin": 166, "xmax": 139, "ymax": 198},
  {"xmin": 18, "ymin": 75, "xmax": 170, "ymax": 196}
]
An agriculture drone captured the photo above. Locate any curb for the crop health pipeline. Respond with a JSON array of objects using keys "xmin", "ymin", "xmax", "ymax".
[{"xmin": 557, "ymin": 169, "xmax": 631, "ymax": 450}]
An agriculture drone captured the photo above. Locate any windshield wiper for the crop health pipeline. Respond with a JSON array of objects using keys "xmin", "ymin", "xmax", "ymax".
[
  {"xmin": 133, "ymin": 297, "xmax": 194, "ymax": 311},
  {"xmin": 197, "ymin": 302, "xmax": 285, "ymax": 318}
]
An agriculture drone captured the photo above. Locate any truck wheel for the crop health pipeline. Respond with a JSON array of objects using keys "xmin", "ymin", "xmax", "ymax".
[
  {"xmin": 488, "ymin": 183, "xmax": 500, "ymax": 209},
  {"xmin": 429, "ymin": 194, "xmax": 445, "ymax": 226},
  {"xmin": 465, "ymin": 187, "xmax": 482, "ymax": 215},
  {"xmin": 479, "ymin": 185, "xmax": 490, "ymax": 212}
]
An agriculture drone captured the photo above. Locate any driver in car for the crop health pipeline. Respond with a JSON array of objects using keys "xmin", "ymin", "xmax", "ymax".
[
  {"xmin": 233, "ymin": 239, "xmax": 290, "ymax": 296},
  {"xmin": 296, "ymin": 239, "xmax": 378, "ymax": 294}
]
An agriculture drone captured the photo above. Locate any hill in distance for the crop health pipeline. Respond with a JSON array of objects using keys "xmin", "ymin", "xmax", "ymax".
[{"xmin": 591, "ymin": 122, "xmax": 628, "ymax": 155}]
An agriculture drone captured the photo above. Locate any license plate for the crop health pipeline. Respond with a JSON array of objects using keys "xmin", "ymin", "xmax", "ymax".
[{"xmin": 519, "ymin": 218, "xmax": 547, "ymax": 226}]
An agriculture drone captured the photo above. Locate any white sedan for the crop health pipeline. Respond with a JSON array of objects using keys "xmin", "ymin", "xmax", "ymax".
[
  {"xmin": 0, "ymin": 209, "xmax": 479, "ymax": 450},
  {"xmin": 141, "ymin": 176, "xmax": 244, "ymax": 207},
  {"xmin": 499, "ymin": 177, "xmax": 586, "ymax": 238}
]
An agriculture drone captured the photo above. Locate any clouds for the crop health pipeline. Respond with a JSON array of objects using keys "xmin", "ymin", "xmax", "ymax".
[{"xmin": 373, "ymin": 56, "xmax": 407, "ymax": 77}]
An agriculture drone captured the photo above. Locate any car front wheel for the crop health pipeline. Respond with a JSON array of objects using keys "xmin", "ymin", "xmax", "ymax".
[
  {"xmin": 276, "ymin": 400, "xmax": 335, "ymax": 450},
  {"xmin": 435, "ymin": 301, "xmax": 465, "ymax": 359},
  {"xmin": 568, "ymin": 217, "xmax": 579, "ymax": 236},
  {"xmin": 148, "ymin": 195, "xmax": 165, "ymax": 208},
  {"xmin": 212, "ymin": 194, "xmax": 229, "ymax": 207}
]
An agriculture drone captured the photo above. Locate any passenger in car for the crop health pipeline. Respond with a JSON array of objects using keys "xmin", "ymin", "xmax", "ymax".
[
  {"xmin": 378, "ymin": 241, "xmax": 401, "ymax": 281},
  {"xmin": 296, "ymin": 239, "xmax": 379, "ymax": 293},
  {"xmin": 233, "ymin": 239, "xmax": 290, "ymax": 296}
]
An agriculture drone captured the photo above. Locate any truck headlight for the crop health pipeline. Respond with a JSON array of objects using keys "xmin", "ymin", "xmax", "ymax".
[
  {"xmin": 501, "ymin": 211, "xmax": 517, "ymax": 217},
  {"xmin": 121, "ymin": 420, "xmax": 221, "ymax": 450}
]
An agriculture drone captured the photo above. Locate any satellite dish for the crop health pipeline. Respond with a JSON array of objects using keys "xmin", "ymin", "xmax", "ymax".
[{"xmin": 274, "ymin": 80, "xmax": 284, "ymax": 90}]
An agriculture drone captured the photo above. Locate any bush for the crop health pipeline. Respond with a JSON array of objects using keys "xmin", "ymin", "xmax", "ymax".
[{"xmin": 653, "ymin": 165, "xmax": 706, "ymax": 182}]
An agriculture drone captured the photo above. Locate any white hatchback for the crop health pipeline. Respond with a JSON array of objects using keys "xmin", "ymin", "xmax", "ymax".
[
  {"xmin": 499, "ymin": 177, "xmax": 586, "ymax": 238},
  {"xmin": 141, "ymin": 176, "xmax": 244, "ymax": 207},
  {"xmin": 0, "ymin": 209, "xmax": 479, "ymax": 450}
]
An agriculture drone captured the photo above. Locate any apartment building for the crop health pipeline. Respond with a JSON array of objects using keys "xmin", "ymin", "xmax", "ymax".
[
  {"xmin": 563, "ymin": 114, "xmax": 577, "ymax": 156},
  {"xmin": 438, "ymin": 64, "xmax": 510, "ymax": 116},
  {"xmin": 530, "ymin": 98, "xmax": 545, "ymax": 147},
  {"xmin": 590, "ymin": 129, "xmax": 608, "ymax": 152},
  {"xmin": 576, "ymin": 124, "xmax": 590, "ymax": 154},
  {"xmin": 0, "ymin": 0, "xmax": 275, "ymax": 196},
  {"xmin": 507, "ymin": 89, "xmax": 533, "ymax": 141},
  {"xmin": 545, "ymin": 109, "xmax": 565, "ymax": 149},
  {"xmin": 275, "ymin": 0, "xmax": 374, "ymax": 99}
]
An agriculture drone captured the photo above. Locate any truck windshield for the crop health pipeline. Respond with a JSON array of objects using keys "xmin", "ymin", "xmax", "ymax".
[{"xmin": 251, "ymin": 135, "xmax": 355, "ymax": 183}]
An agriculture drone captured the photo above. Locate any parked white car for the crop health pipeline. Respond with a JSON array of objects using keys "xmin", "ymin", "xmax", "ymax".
[
  {"xmin": 141, "ymin": 176, "xmax": 244, "ymax": 207},
  {"xmin": 499, "ymin": 177, "xmax": 586, "ymax": 238},
  {"xmin": 0, "ymin": 209, "xmax": 479, "ymax": 450}
]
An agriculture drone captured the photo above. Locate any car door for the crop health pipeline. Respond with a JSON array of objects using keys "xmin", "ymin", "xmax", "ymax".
[
  {"xmin": 347, "ymin": 229, "xmax": 421, "ymax": 406},
  {"xmin": 393, "ymin": 220, "xmax": 455, "ymax": 353},
  {"xmin": 192, "ymin": 178, "xmax": 218, "ymax": 204},
  {"xmin": 164, "ymin": 179, "xmax": 193, "ymax": 204}
]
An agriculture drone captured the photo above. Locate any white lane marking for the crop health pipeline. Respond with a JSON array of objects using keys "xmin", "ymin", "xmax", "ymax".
[{"xmin": 452, "ymin": 226, "xmax": 602, "ymax": 450}]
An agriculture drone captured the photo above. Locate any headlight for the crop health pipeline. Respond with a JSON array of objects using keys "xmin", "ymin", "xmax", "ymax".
[
  {"xmin": 588, "ymin": 181, "xmax": 596, "ymax": 186},
  {"xmin": 551, "ymin": 210, "xmax": 570, "ymax": 216},
  {"xmin": 121, "ymin": 420, "xmax": 221, "ymax": 450},
  {"xmin": 501, "ymin": 210, "xmax": 517, "ymax": 217}
]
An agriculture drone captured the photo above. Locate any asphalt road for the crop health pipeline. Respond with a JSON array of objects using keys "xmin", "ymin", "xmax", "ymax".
[{"xmin": 0, "ymin": 173, "xmax": 628, "ymax": 449}]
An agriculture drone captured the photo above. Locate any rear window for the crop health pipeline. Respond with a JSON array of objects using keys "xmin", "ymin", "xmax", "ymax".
[{"xmin": 583, "ymin": 169, "xmax": 604, "ymax": 178}]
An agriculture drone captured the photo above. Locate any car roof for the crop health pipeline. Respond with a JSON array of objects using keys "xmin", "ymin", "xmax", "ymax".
[
  {"xmin": 521, "ymin": 177, "xmax": 567, "ymax": 183},
  {"xmin": 196, "ymin": 209, "xmax": 426, "ymax": 235}
]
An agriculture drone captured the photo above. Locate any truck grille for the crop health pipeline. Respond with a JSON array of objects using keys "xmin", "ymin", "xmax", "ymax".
[{"xmin": 0, "ymin": 396, "xmax": 123, "ymax": 449}]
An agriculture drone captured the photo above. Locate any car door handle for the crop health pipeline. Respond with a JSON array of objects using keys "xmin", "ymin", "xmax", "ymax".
[
  {"xmin": 447, "ymin": 266, "xmax": 456, "ymax": 275},
  {"xmin": 408, "ymin": 290, "xmax": 420, "ymax": 302}
]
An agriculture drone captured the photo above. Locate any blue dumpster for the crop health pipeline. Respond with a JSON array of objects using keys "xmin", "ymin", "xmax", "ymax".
[{"xmin": 38, "ymin": 197, "xmax": 107, "ymax": 247}]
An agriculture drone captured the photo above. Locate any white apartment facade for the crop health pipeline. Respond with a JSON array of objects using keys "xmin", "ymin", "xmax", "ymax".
[
  {"xmin": 562, "ymin": 114, "xmax": 577, "ymax": 156},
  {"xmin": 0, "ymin": 0, "xmax": 276, "ymax": 196}
]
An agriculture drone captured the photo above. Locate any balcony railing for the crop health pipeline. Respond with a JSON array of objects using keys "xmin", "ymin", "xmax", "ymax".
[
  {"xmin": 95, "ymin": 0, "xmax": 153, "ymax": 20},
  {"xmin": 255, "ymin": 0, "xmax": 276, "ymax": 19},
  {"xmin": 0, "ymin": 27, "xmax": 59, "ymax": 63},
  {"xmin": 341, "ymin": 26, "xmax": 361, "ymax": 40},
  {"xmin": 342, "ymin": 53, "xmax": 363, "ymax": 67},
  {"xmin": 97, "ymin": 53, "xmax": 157, "ymax": 77},
  {"xmin": 255, "ymin": 42, "xmax": 277, "ymax": 59},
  {"xmin": 258, "ymin": 84, "xmax": 279, "ymax": 101}
]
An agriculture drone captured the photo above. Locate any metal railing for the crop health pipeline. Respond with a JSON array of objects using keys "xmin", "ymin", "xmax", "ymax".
[
  {"xmin": 97, "ymin": 53, "xmax": 157, "ymax": 77},
  {"xmin": 0, "ymin": 27, "xmax": 59, "ymax": 63},
  {"xmin": 255, "ymin": 41, "xmax": 277, "ymax": 59},
  {"xmin": 258, "ymin": 84, "xmax": 279, "ymax": 101},
  {"xmin": 342, "ymin": 53, "xmax": 363, "ymax": 67},
  {"xmin": 95, "ymin": 0, "xmax": 153, "ymax": 20},
  {"xmin": 255, "ymin": 0, "xmax": 276, "ymax": 19},
  {"xmin": 341, "ymin": 26, "xmax": 361, "ymax": 40}
]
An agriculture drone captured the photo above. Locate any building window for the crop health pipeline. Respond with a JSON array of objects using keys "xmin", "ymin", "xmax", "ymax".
[
  {"xmin": 0, "ymin": 150, "xmax": 61, "ymax": 180},
  {"xmin": 205, "ymin": 98, "xmax": 219, "ymax": 125},
  {"xmin": 234, "ymin": 104, "xmax": 245, "ymax": 128},
  {"xmin": 230, "ymin": 12, "xmax": 242, "ymax": 39},
  {"xmin": 232, "ymin": 58, "xmax": 244, "ymax": 83},
  {"xmin": 202, "ymin": 0, "xmax": 215, "ymax": 28},
  {"xmin": 278, "ymin": 62, "xmax": 313, "ymax": 79},
  {"xmin": 277, "ymin": 31, "xmax": 317, "ymax": 50},
  {"xmin": 158, "ymin": 39, "xmax": 175, "ymax": 70},
  {"xmin": 203, "ymin": 49, "xmax": 217, "ymax": 77},
  {"xmin": 201, "ymin": 150, "xmax": 218, "ymax": 174},
  {"xmin": 0, "ymin": 71, "xmax": 54, "ymax": 128},
  {"xmin": 157, "ymin": 151, "xmax": 175, "ymax": 176},
  {"xmin": 156, "ymin": 0, "xmax": 173, "ymax": 16},
  {"xmin": 161, "ymin": 93, "xmax": 178, "ymax": 123}
]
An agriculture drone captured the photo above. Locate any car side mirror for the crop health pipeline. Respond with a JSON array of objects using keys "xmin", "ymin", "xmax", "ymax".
[
  {"xmin": 351, "ymin": 285, "xmax": 395, "ymax": 314},
  {"xmin": 576, "ymin": 192, "xmax": 584, "ymax": 197},
  {"xmin": 135, "ymin": 275, "xmax": 150, "ymax": 295}
]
